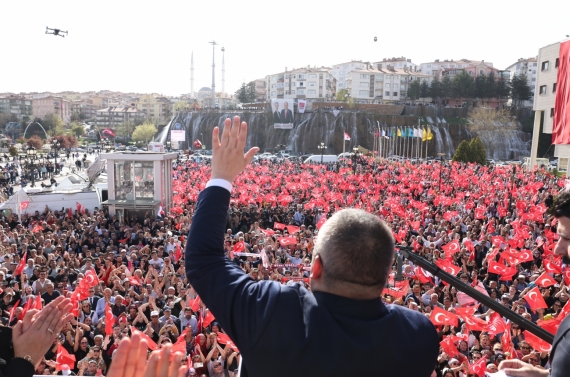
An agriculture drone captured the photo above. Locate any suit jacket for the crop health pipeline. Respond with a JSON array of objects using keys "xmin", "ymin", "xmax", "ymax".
[
  {"xmin": 186, "ymin": 186, "xmax": 439, "ymax": 377},
  {"xmin": 549, "ymin": 314, "xmax": 570, "ymax": 376},
  {"xmin": 280, "ymin": 109, "xmax": 293, "ymax": 124},
  {"xmin": 273, "ymin": 111, "xmax": 282, "ymax": 124}
]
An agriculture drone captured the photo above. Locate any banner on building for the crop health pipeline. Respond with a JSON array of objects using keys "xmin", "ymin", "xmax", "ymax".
[
  {"xmin": 271, "ymin": 99, "xmax": 295, "ymax": 129},
  {"xmin": 298, "ymin": 100, "xmax": 307, "ymax": 114},
  {"xmin": 170, "ymin": 130, "xmax": 186, "ymax": 142},
  {"xmin": 553, "ymin": 40, "xmax": 570, "ymax": 145}
]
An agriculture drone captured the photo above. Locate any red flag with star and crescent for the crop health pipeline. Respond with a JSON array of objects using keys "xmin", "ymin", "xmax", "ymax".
[
  {"xmin": 105, "ymin": 303, "xmax": 114, "ymax": 335},
  {"xmin": 469, "ymin": 355, "xmax": 487, "ymax": 377},
  {"xmin": 523, "ymin": 287, "xmax": 548, "ymax": 311},
  {"xmin": 430, "ymin": 306, "xmax": 459, "ymax": 327},
  {"xmin": 56, "ymin": 344, "xmax": 76, "ymax": 371},
  {"xmin": 14, "ymin": 252, "xmax": 27, "ymax": 277}
]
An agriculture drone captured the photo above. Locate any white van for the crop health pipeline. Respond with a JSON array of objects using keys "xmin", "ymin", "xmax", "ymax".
[
  {"xmin": 304, "ymin": 155, "xmax": 338, "ymax": 164},
  {"xmin": 522, "ymin": 157, "xmax": 550, "ymax": 171}
]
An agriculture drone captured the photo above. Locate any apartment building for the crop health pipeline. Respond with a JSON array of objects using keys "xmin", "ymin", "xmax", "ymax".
[
  {"xmin": 530, "ymin": 41, "xmax": 569, "ymax": 171},
  {"xmin": 32, "ymin": 96, "xmax": 71, "ymax": 124},
  {"xmin": 135, "ymin": 94, "xmax": 172, "ymax": 122},
  {"xmin": 345, "ymin": 65, "xmax": 432, "ymax": 103},
  {"xmin": 266, "ymin": 66, "xmax": 336, "ymax": 100},
  {"xmin": 373, "ymin": 57, "xmax": 418, "ymax": 71},
  {"xmin": 505, "ymin": 57, "xmax": 538, "ymax": 108},
  {"xmin": 332, "ymin": 61, "xmax": 367, "ymax": 89},
  {"xmin": 95, "ymin": 106, "xmax": 144, "ymax": 128},
  {"xmin": 0, "ymin": 95, "xmax": 33, "ymax": 120},
  {"xmin": 420, "ymin": 59, "xmax": 494, "ymax": 76}
]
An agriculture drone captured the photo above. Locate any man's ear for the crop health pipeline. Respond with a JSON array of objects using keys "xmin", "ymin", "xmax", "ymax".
[{"xmin": 310, "ymin": 254, "xmax": 323, "ymax": 280}]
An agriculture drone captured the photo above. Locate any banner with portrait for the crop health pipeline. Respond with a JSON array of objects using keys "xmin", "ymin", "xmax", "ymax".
[{"xmin": 271, "ymin": 99, "xmax": 295, "ymax": 129}]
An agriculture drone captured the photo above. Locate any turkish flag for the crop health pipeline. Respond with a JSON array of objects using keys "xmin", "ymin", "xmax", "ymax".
[
  {"xmin": 462, "ymin": 315, "xmax": 487, "ymax": 332},
  {"xmin": 119, "ymin": 237, "xmax": 129, "ymax": 244},
  {"xmin": 203, "ymin": 310, "xmax": 215, "ymax": 329},
  {"xmin": 130, "ymin": 327, "xmax": 158, "ymax": 350},
  {"xmin": 56, "ymin": 344, "xmax": 76, "ymax": 371},
  {"xmin": 516, "ymin": 249, "xmax": 534, "ymax": 263},
  {"xmin": 279, "ymin": 237, "xmax": 298, "ymax": 246},
  {"xmin": 430, "ymin": 306, "xmax": 459, "ymax": 327},
  {"xmin": 485, "ymin": 312, "xmax": 507, "ymax": 335},
  {"xmin": 129, "ymin": 276, "xmax": 142, "ymax": 286},
  {"xmin": 274, "ymin": 222, "xmax": 286, "ymax": 230},
  {"xmin": 105, "ymin": 303, "xmax": 114, "ymax": 335},
  {"xmin": 174, "ymin": 244, "xmax": 182, "ymax": 263},
  {"xmin": 20, "ymin": 201, "xmax": 29, "ymax": 210},
  {"xmin": 8, "ymin": 300, "xmax": 20, "ymax": 324},
  {"xmin": 474, "ymin": 207, "xmax": 485, "ymax": 220},
  {"xmin": 523, "ymin": 287, "xmax": 548, "ymax": 311},
  {"xmin": 543, "ymin": 258, "xmax": 562, "ymax": 274},
  {"xmin": 67, "ymin": 207, "xmax": 73, "ymax": 218},
  {"xmin": 171, "ymin": 339, "xmax": 186, "ymax": 355},
  {"xmin": 216, "ymin": 332, "xmax": 239, "ymax": 352},
  {"xmin": 535, "ymin": 271, "xmax": 556, "ymax": 288},
  {"xmin": 31, "ymin": 294, "xmax": 43, "ymax": 310},
  {"xmin": 488, "ymin": 260, "xmax": 508, "ymax": 275},
  {"xmin": 14, "ymin": 252, "xmax": 27, "ymax": 277},
  {"xmin": 190, "ymin": 296, "xmax": 201, "ymax": 313},
  {"xmin": 32, "ymin": 225, "xmax": 43, "ymax": 233},
  {"xmin": 286, "ymin": 225, "xmax": 300, "ymax": 234},
  {"xmin": 553, "ymin": 40, "xmax": 570, "ymax": 145},
  {"xmin": 564, "ymin": 269, "xmax": 570, "ymax": 286},
  {"xmin": 415, "ymin": 266, "xmax": 433, "ymax": 284},
  {"xmin": 316, "ymin": 216, "xmax": 327, "ymax": 230},
  {"xmin": 442, "ymin": 240, "xmax": 460, "ymax": 257},
  {"xmin": 439, "ymin": 336, "xmax": 459, "ymax": 357},
  {"xmin": 233, "ymin": 241, "xmax": 245, "ymax": 252},
  {"xmin": 83, "ymin": 269, "xmax": 100, "ymax": 288},
  {"xmin": 523, "ymin": 330, "xmax": 552, "ymax": 353},
  {"xmin": 435, "ymin": 259, "xmax": 461, "ymax": 276},
  {"xmin": 469, "ymin": 355, "xmax": 487, "ymax": 377},
  {"xmin": 455, "ymin": 305, "xmax": 479, "ymax": 318}
]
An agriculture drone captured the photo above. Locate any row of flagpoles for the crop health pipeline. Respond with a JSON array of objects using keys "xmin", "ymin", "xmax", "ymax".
[{"xmin": 371, "ymin": 120, "xmax": 435, "ymax": 160}]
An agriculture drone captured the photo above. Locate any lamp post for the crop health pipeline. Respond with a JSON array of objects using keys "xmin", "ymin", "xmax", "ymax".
[
  {"xmin": 27, "ymin": 145, "xmax": 37, "ymax": 187},
  {"xmin": 437, "ymin": 152, "xmax": 445, "ymax": 191},
  {"xmin": 276, "ymin": 144, "xmax": 286, "ymax": 155},
  {"xmin": 351, "ymin": 147, "xmax": 362, "ymax": 174},
  {"xmin": 317, "ymin": 142, "xmax": 326, "ymax": 163},
  {"xmin": 166, "ymin": 141, "xmax": 171, "ymax": 151},
  {"xmin": 51, "ymin": 140, "xmax": 60, "ymax": 166}
]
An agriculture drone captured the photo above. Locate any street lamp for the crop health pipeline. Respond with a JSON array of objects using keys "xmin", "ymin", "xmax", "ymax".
[
  {"xmin": 437, "ymin": 152, "xmax": 445, "ymax": 191},
  {"xmin": 27, "ymin": 145, "xmax": 37, "ymax": 187},
  {"xmin": 317, "ymin": 142, "xmax": 326, "ymax": 163},
  {"xmin": 51, "ymin": 139, "xmax": 60, "ymax": 166},
  {"xmin": 166, "ymin": 141, "xmax": 171, "ymax": 151},
  {"xmin": 351, "ymin": 147, "xmax": 362, "ymax": 174}
]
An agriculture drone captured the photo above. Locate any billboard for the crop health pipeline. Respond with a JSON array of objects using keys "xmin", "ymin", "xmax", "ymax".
[
  {"xmin": 170, "ymin": 130, "xmax": 186, "ymax": 142},
  {"xmin": 271, "ymin": 99, "xmax": 295, "ymax": 129},
  {"xmin": 298, "ymin": 100, "xmax": 307, "ymax": 113}
]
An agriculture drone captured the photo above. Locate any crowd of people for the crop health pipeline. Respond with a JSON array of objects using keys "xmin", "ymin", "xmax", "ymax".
[{"xmin": 0, "ymin": 144, "xmax": 567, "ymax": 376}]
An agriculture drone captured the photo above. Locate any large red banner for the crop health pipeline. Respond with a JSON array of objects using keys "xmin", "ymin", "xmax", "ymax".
[{"xmin": 553, "ymin": 40, "xmax": 570, "ymax": 144}]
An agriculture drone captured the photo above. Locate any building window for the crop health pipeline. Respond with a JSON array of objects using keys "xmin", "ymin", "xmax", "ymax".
[
  {"xmin": 539, "ymin": 85, "xmax": 547, "ymax": 95},
  {"xmin": 360, "ymin": 74, "xmax": 369, "ymax": 79},
  {"xmin": 551, "ymin": 108, "xmax": 555, "ymax": 117},
  {"xmin": 385, "ymin": 91, "xmax": 390, "ymax": 96},
  {"xmin": 309, "ymin": 82, "xmax": 316, "ymax": 87},
  {"xmin": 359, "ymin": 90, "xmax": 368, "ymax": 96},
  {"xmin": 393, "ymin": 92, "xmax": 398, "ymax": 96},
  {"xmin": 308, "ymin": 74, "xmax": 317, "ymax": 79},
  {"xmin": 556, "ymin": 58, "xmax": 559, "ymax": 68},
  {"xmin": 360, "ymin": 82, "xmax": 368, "ymax": 87},
  {"xmin": 553, "ymin": 83, "xmax": 557, "ymax": 93},
  {"xmin": 308, "ymin": 90, "xmax": 316, "ymax": 95},
  {"xmin": 298, "ymin": 89, "xmax": 305, "ymax": 94},
  {"xmin": 541, "ymin": 61, "xmax": 549, "ymax": 71}
]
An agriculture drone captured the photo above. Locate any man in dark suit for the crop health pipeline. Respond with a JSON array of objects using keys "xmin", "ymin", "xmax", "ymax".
[
  {"xmin": 500, "ymin": 191, "xmax": 570, "ymax": 377},
  {"xmin": 185, "ymin": 116, "xmax": 439, "ymax": 377},
  {"xmin": 272, "ymin": 102, "xmax": 282, "ymax": 124},
  {"xmin": 280, "ymin": 101, "xmax": 293, "ymax": 124}
]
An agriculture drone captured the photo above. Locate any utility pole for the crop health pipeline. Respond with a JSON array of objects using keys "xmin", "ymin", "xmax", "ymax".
[
  {"xmin": 221, "ymin": 47, "xmax": 226, "ymax": 95},
  {"xmin": 209, "ymin": 41, "xmax": 218, "ymax": 108}
]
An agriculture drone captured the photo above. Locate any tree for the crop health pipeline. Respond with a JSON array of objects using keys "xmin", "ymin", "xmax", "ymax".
[
  {"xmin": 408, "ymin": 80, "xmax": 421, "ymax": 102},
  {"xmin": 132, "ymin": 122, "xmax": 158, "ymax": 144},
  {"xmin": 452, "ymin": 71, "xmax": 475, "ymax": 106},
  {"xmin": 419, "ymin": 81, "xmax": 429, "ymax": 100},
  {"xmin": 235, "ymin": 83, "xmax": 248, "ymax": 103},
  {"xmin": 42, "ymin": 114, "xmax": 65, "ymax": 136},
  {"xmin": 474, "ymin": 74, "xmax": 488, "ymax": 105},
  {"xmin": 452, "ymin": 140, "xmax": 470, "ymax": 163},
  {"xmin": 485, "ymin": 72, "xmax": 497, "ymax": 105},
  {"xmin": 452, "ymin": 137, "xmax": 487, "ymax": 165},
  {"xmin": 8, "ymin": 146, "xmax": 18, "ymax": 157},
  {"xmin": 429, "ymin": 77, "xmax": 444, "ymax": 103},
  {"xmin": 441, "ymin": 75, "xmax": 453, "ymax": 103},
  {"xmin": 52, "ymin": 134, "xmax": 78, "ymax": 149},
  {"xmin": 496, "ymin": 75, "xmax": 511, "ymax": 108},
  {"xmin": 26, "ymin": 135, "xmax": 44, "ymax": 150},
  {"xmin": 173, "ymin": 100, "xmax": 188, "ymax": 112},
  {"xmin": 70, "ymin": 123, "xmax": 84, "ymax": 138},
  {"xmin": 511, "ymin": 74, "xmax": 532, "ymax": 107},
  {"xmin": 115, "ymin": 122, "xmax": 131, "ymax": 139},
  {"xmin": 246, "ymin": 82, "xmax": 257, "ymax": 103},
  {"xmin": 336, "ymin": 88, "xmax": 349, "ymax": 101}
]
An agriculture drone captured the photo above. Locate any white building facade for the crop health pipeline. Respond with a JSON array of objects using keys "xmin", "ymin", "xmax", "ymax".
[
  {"xmin": 373, "ymin": 57, "xmax": 417, "ymax": 71},
  {"xmin": 505, "ymin": 57, "xmax": 538, "ymax": 108},
  {"xmin": 331, "ymin": 61, "xmax": 366, "ymax": 90},
  {"xmin": 266, "ymin": 67, "xmax": 336, "ymax": 101},
  {"xmin": 420, "ymin": 59, "xmax": 493, "ymax": 76},
  {"xmin": 530, "ymin": 41, "xmax": 569, "ymax": 171},
  {"xmin": 345, "ymin": 67, "xmax": 432, "ymax": 103}
]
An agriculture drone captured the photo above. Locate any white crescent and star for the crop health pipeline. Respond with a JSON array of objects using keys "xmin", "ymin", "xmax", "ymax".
[
  {"xmin": 528, "ymin": 291, "xmax": 538, "ymax": 301},
  {"xmin": 434, "ymin": 313, "xmax": 447, "ymax": 324}
]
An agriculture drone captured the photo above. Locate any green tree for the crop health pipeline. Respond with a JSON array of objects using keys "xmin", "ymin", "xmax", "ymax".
[
  {"xmin": 173, "ymin": 100, "xmax": 188, "ymax": 112},
  {"xmin": 496, "ymin": 75, "xmax": 511, "ymax": 108},
  {"xmin": 485, "ymin": 72, "xmax": 497, "ymax": 104},
  {"xmin": 452, "ymin": 137, "xmax": 487, "ymax": 165},
  {"xmin": 511, "ymin": 74, "xmax": 532, "ymax": 107},
  {"xmin": 420, "ymin": 81, "xmax": 430, "ymax": 102},
  {"xmin": 452, "ymin": 140, "xmax": 470, "ymax": 163},
  {"xmin": 441, "ymin": 75, "xmax": 453, "ymax": 103},
  {"xmin": 70, "ymin": 123, "xmax": 84, "ymax": 138},
  {"xmin": 235, "ymin": 83, "xmax": 248, "ymax": 103},
  {"xmin": 115, "ymin": 122, "xmax": 131, "ymax": 139},
  {"xmin": 429, "ymin": 77, "xmax": 444, "ymax": 103},
  {"xmin": 336, "ymin": 88, "xmax": 349, "ymax": 101},
  {"xmin": 42, "ymin": 114, "xmax": 65, "ymax": 137},
  {"xmin": 452, "ymin": 71, "xmax": 475, "ymax": 106},
  {"xmin": 408, "ymin": 80, "xmax": 421, "ymax": 102},
  {"xmin": 246, "ymin": 82, "xmax": 257, "ymax": 103},
  {"xmin": 474, "ymin": 74, "xmax": 488, "ymax": 105},
  {"xmin": 132, "ymin": 122, "xmax": 158, "ymax": 143}
]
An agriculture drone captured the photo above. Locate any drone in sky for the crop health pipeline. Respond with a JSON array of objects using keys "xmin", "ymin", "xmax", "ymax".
[{"xmin": 46, "ymin": 27, "xmax": 67, "ymax": 37}]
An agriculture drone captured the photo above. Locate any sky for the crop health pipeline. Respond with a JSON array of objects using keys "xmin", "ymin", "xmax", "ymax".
[{"xmin": 2, "ymin": 0, "xmax": 570, "ymax": 97}]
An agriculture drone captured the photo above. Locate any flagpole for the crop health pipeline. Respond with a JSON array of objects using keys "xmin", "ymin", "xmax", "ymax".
[{"xmin": 16, "ymin": 190, "xmax": 21, "ymax": 223}]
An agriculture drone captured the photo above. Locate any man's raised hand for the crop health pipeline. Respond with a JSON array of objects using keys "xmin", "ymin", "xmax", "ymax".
[{"xmin": 211, "ymin": 116, "xmax": 259, "ymax": 183}]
